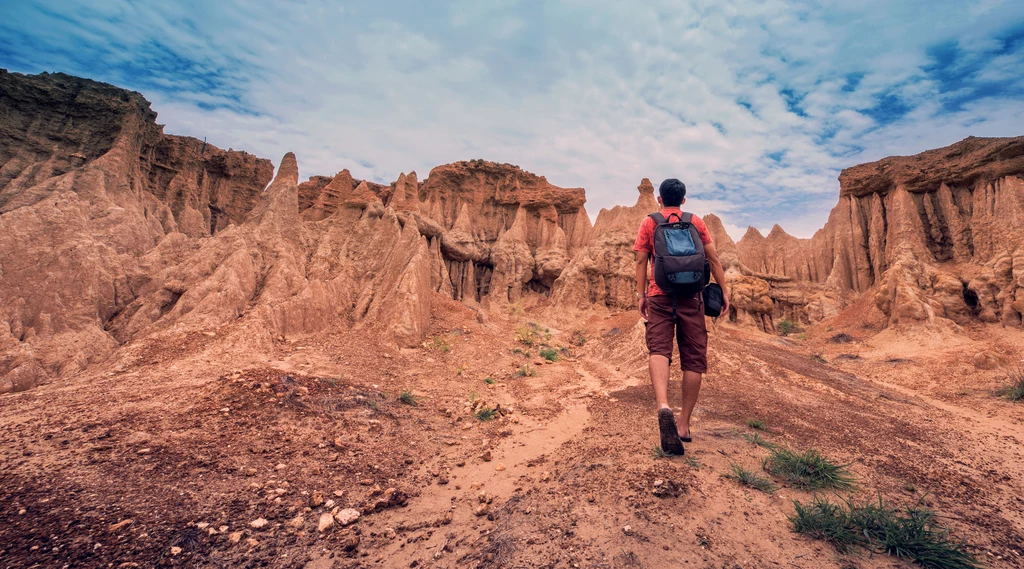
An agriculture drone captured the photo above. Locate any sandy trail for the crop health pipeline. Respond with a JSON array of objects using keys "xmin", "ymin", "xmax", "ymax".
[{"xmin": 1, "ymin": 309, "xmax": 1022, "ymax": 568}]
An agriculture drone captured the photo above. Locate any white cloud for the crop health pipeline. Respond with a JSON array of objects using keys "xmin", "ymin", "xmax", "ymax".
[{"xmin": 2, "ymin": 0, "xmax": 1024, "ymax": 241}]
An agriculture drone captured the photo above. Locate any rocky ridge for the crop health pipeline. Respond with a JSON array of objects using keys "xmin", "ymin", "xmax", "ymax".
[
  {"xmin": 732, "ymin": 136, "xmax": 1024, "ymax": 332},
  {"xmin": 0, "ymin": 70, "xmax": 591, "ymax": 393},
  {"xmin": 2, "ymin": 69, "xmax": 1023, "ymax": 394}
]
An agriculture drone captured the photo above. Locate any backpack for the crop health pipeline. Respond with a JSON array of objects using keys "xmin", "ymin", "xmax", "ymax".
[{"xmin": 649, "ymin": 212, "xmax": 710, "ymax": 297}]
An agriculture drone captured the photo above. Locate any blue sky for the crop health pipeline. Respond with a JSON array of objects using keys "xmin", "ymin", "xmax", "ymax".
[{"xmin": 3, "ymin": 1, "xmax": 1024, "ymax": 238}]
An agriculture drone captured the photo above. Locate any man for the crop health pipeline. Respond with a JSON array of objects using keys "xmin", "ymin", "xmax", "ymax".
[{"xmin": 633, "ymin": 178, "xmax": 729, "ymax": 455}]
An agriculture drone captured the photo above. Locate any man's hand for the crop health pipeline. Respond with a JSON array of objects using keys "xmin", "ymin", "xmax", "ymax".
[
  {"xmin": 721, "ymin": 289, "xmax": 730, "ymax": 315},
  {"xmin": 638, "ymin": 295, "xmax": 649, "ymax": 319}
]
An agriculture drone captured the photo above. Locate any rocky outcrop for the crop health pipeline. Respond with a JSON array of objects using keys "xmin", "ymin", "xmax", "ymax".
[
  {"xmin": 736, "ymin": 136, "xmax": 1024, "ymax": 331},
  {"xmin": 0, "ymin": 70, "xmax": 592, "ymax": 393},
  {"xmin": 0, "ymin": 70, "xmax": 272, "ymax": 393},
  {"xmin": 551, "ymin": 179, "xmax": 658, "ymax": 309}
]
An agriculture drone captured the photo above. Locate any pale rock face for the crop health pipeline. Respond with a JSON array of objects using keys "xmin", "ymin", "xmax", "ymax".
[{"xmin": 551, "ymin": 179, "xmax": 659, "ymax": 310}]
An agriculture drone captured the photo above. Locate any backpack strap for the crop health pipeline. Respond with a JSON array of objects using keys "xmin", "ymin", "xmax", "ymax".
[
  {"xmin": 648, "ymin": 212, "xmax": 668, "ymax": 225},
  {"xmin": 682, "ymin": 212, "xmax": 695, "ymax": 223}
]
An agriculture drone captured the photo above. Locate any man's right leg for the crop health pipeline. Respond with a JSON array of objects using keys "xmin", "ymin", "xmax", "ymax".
[{"xmin": 645, "ymin": 296, "xmax": 684, "ymax": 454}]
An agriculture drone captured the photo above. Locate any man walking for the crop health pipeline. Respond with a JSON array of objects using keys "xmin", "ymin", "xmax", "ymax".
[{"xmin": 633, "ymin": 178, "xmax": 729, "ymax": 455}]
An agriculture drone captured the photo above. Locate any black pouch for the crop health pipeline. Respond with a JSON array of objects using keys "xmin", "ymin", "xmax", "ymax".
[{"xmin": 703, "ymin": 283, "xmax": 724, "ymax": 318}]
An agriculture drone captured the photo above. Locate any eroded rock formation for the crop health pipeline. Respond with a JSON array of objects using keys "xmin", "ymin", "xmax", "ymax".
[
  {"xmin": 551, "ymin": 179, "xmax": 658, "ymax": 309},
  {"xmin": 735, "ymin": 136, "xmax": 1024, "ymax": 331},
  {"xmin": 0, "ymin": 70, "xmax": 591, "ymax": 393}
]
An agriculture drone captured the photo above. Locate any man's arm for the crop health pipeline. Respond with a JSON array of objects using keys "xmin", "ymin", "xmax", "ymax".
[
  {"xmin": 635, "ymin": 251, "xmax": 650, "ymax": 318},
  {"xmin": 703, "ymin": 241, "xmax": 730, "ymax": 314}
]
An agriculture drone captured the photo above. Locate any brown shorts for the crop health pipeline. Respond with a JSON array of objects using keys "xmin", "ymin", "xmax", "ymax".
[{"xmin": 644, "ymin": 293, "xmax": 708, "ymax": 373}]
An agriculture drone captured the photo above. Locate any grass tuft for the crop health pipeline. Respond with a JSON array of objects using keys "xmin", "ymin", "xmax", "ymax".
[
  {"xmin": 474, "ymin": 406, "xmax": 498, "ymax": 421},
  {"xmin": 484, "ymin": 377, "xmax": 495, "ymax": 385},
  {"xmin": 778, "ymin": 319, "xmax": 802, "ymax": 336},
  {"xmin": 424, "ymin": 336, "xmax": 451, "ymax": 353},
  {"xmin": 650, "ymin": 445, "xmax": 669, "ymax": 459},
  {"xmin": 570, "ymin": 330, "xmax": 587, "ymax": 347},
  {"xmin": 725, "ymin": 464, "xmax": 777, "ymax": 493},
  {"xmin": 997, "ymin": 366, "xmax": 1024, "ymax": 401},
  {"xmin": 539, "ymin": 348, "xmax": 560, "ymax": 362},
  {"xmin": 516, "ymin": 363, "xmax": 535, "ymax": 377},
  {"xmin": 747, "ymin": 418, "xmax": 766, "ymax": 430},
  {"xmin": 743, "ymin": 432, "xmax": 777, "ymax": 449},
  {"xmin": 763, "ymin": 447, "xmax": 855, "ymax": 490},
  {"xmin": 791, "ymin": 495, "xmax": 982, "ymax": 569},
  {"xmin": 397, "ymin": 389, "xmax": 418, "ymax": 406}
]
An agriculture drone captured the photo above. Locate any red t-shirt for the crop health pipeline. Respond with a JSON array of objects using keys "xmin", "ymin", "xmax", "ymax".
[{"xmin": 633, "ymin": 208, "xmax": 713, "ymax": 297}]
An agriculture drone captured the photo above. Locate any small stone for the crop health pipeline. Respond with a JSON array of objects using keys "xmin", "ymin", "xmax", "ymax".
[
  {"xmin": 495, "ymin": 463, "xmax": 506, "ymax": 472},
  {"xmin": 287, "ymin": 515, "xmax": 305, "ymax": 529},
  {"xmin": 309, "ymin": 490, "xmax": 324, "ymax": 507},
  {"xmin": 245, "ymin": 538, "xmax": 260, "ymax": 547},
  {"xmin": 443, "ymin": 510, "xmax": 454, "ymax": 524},
  {"xmin": 540, "ymin": 471, "xmax": 551, "ymax": 482},
  {"xmin": 474, "ymin": 504, "xmax": 489, "ymax": 517},
  {"xmin": 275, "ymin": 463, "xmax": 287, "ymax": 471},
  {"xmin": 384, "ymin": 527, "xmax": 397, "ymax": 539},
  {"xmin": 18, "ymin": 508, "xmax": 26, "ymax": 515},
  {"xmin": 218, "ymin": 526, "xmax": 228, "ymax": 533},
  {"xmin": 438, "ymin": 476, "xmax": 449, "ymax": 485},
  {"xmin": 335, "ymin": 508, "xmax": 361, "ymax": 526},
  {"xmin": 109, "ymin": 519, "xmax": 133, "ymax": 532},
  {"xmin": 318, "ymin": 513, "xmax": 335, "ymax": 532},
  {"xmin": 228, "ymin": 531, "xmax": 244, "ymax": 544},
  {"xmin": 196, "ymin": 522, "xmax": 209, "ymax": 530},
  {"xmin": 587, "ymin": 494, "xmax": 595, "ymax": 503},
  {"xmin": 480, "ymin": 450, "xmax": 492, "ymax": 462},
  {"xmin": 170, "ymin": 546, "xmax": 182, "ymax": 555},
  {"xmin": 324, "ymin": 499, "xmax": 335, "ymax": 509},
  {"xmin": 622, "ymin": 525, "xmax": 632, "ymax": 535},
  {"xmin": 249, "ymin": 518, "xmax": 269, "ymax": 530},
  {"xmin": 243, "ymin": 467, "xmax": 257, "ymax": 476},
  {"xmin": 653, "ymin": 479, "xmax": 664, "ymax": 487},
  {"xmin": 340, "ymin": 533, "xmax": 360, "ymax": 551},
  {"xmin": 137, "ymin": 448, "xmax": 151, "ymax": 454},
  {"xmin": 333, "ymin": 490, "xmax": 345, "ymax": 497}
]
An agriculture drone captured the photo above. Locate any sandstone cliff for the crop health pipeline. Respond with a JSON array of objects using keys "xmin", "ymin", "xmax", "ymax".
[
  {"xmin": 735, "ymin": 136, "xmax": 1024, "ymax": 331},
  {"xmin": 0, "ymin": 70, "xmax": 592, "ymax": 393},
  {"xmin": 551, "ymin": 179, "xmax": 657, "ymax": 309}
]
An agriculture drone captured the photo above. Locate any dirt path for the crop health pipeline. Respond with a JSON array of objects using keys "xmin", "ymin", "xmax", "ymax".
[{"xmin": 2, "ymin": 308, "xmax": 1022, "ymax": 568}]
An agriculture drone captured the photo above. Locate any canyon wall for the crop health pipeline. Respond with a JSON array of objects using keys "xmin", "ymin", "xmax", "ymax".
[{"xmin": 734, "ymin": 136, "xmax": 1024, "ymax": 331}]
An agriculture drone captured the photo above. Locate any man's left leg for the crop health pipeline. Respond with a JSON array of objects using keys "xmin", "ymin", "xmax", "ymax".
[
  {"xmin": 675, "ymin": 294, "xmax": 708, "ymax": 438},
  {"xmin": 677, "ymin": 370, "xmax": 702, "ymax": 439}
]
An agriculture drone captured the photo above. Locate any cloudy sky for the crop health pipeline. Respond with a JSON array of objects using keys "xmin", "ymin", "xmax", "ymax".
[{"xmin": 3, "ymin": 1, "xmax": 1023, "ymax": 237}]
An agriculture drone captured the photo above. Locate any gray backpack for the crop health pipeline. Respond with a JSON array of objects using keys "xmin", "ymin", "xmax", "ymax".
[{"xmin": 649, "ymin": 212, "xmax": 709, "ymax": 296}]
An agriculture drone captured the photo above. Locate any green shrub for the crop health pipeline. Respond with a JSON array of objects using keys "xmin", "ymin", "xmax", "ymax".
[
  {"xmin": 514, "ymin": 325, "xmax": 538, "ymax": 346},
  {"xmin": 777, "ymin": 319, "xmax": 801, "ymax": 336},
  {"xmin": 424, "ymin": 336, "xmax": 451, "ymax": 353},
  {"xmin": 484, "ymin": 377, "xmax": 495, "ymax": 385},
  {"xmin": 397, "ymin": 390, "xmax": 418, "ymax": 406},
  {"xmin": 570, "ymin": 330, "xmax": 587, "ymax": 346},
  {"xmin": 539, "ymin": 348, "xmax": 559, "ymax": 362},
  {"xmin": 475, "ymin": 406, "xmax": 497, "ymax": 421},
  {"xmin": 763, "ymin": 447, "xmax": 855, "ymax": 490},
  {"xmin": 516, "ymin": 363, "xmax": 535, "ymax": 377},
  {"xmin": 747, "ymin": 418, "xmax": 765, "ymax": 430},
  {"xmin": 998, "ymin": 366, "xmax": 1024, "ymax": 401}
]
